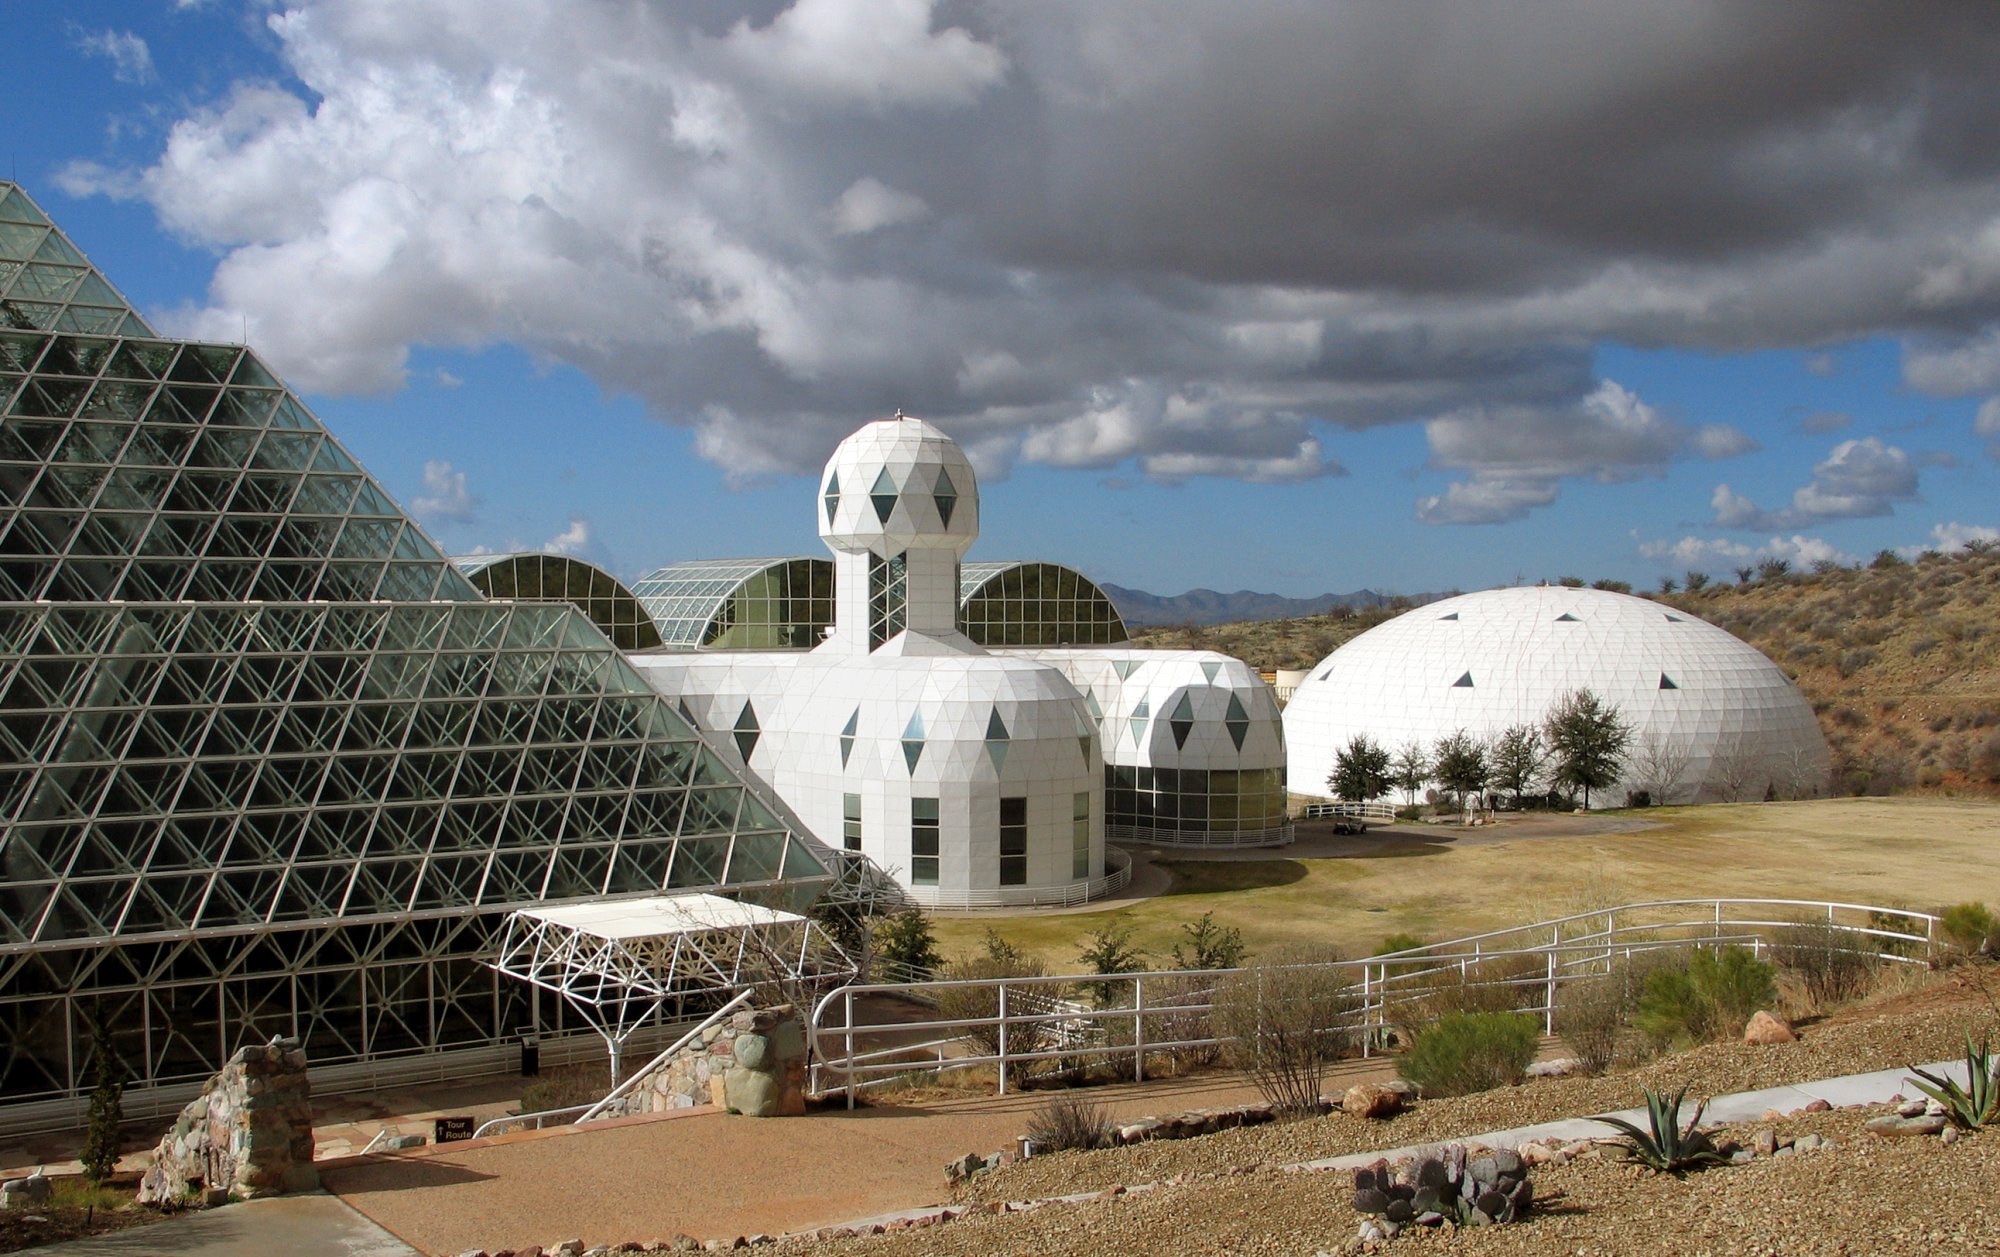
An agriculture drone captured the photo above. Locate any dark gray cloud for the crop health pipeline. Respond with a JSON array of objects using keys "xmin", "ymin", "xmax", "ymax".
[{"xmin": 62, "ymin": 0, "xmax": 2000, "ymax": 511}]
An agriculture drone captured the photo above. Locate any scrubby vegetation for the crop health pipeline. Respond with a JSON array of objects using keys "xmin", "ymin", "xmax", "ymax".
[{"xmin": 1398, "ymin": 1010, "xmax": 1540, "ymax": 1097}]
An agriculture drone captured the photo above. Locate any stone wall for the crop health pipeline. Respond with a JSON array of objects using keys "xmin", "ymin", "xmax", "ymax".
[
  {"xmin": 137, "ymin": 1036, "xmax": 318, "ymax": 1205},
  {"xmin": 615, "ymin": 1004, "xmax": 807, "ymax": 1119}
]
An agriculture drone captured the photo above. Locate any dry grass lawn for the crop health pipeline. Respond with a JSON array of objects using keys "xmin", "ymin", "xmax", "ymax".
[{"xmin": 931, "ymin": 797, "xmax": 2000, "ymax": 972}]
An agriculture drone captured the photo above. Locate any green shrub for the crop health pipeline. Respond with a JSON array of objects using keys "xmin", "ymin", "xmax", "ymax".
[
  {"xmin": 871, "ymin": 907, "xmax": 944, "ymax": 981},
  {"xmin": 1633, "ymin": 946, "xmax": 1774, "ymax": 1048},
  {"xmin": 1398, "ymin": 1011, "xmax": 1540, "ymax": 1098},
  {"xmin": 1940, "ymin": 902, "xmax": 2000, "ymax": 957},
  {"xmin": 1170, "ymin": 911, "xmax": 1248, "ymax": 971}
]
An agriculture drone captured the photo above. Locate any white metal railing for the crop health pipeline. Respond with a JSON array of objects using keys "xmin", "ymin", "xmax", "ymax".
[
  {"xmin": 903, "ymin": 849, "xmax": 1132, "ymax": 910},
  {"xmin": 1300, "ymin": 800, "xmax": 1399, "ymax": 823},
  {"xmin": 807, "ymin": 897, "xmax": 1939, "ymax": 1101}
]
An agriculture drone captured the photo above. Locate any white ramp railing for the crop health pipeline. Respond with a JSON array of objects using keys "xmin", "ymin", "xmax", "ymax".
[{"xmin": 808, "ymin": 898, "xmax": 1939, "ymax": 1102}]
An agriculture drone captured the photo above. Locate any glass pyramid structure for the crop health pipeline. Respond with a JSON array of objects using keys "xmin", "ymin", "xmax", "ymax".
[{"xmin": 0, "ymin": 182, "xmax": 845, "ymax": 1109}]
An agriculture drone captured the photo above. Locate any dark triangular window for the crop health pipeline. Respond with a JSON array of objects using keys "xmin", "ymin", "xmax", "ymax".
[
  {"xmin": 839, "ymin": 707, "xmax": 858, "ymax": 767},
  {"xmin": 823, "ymin": 472, "xmax": 840, "ymax": 525},
  {"xmin": 933, "ymin": 467, "xmax": 957, "ymax": 528},
  {"xmin": 1555, "ymin": 613, "xmax": 1579, "ymax": 622},
  {"xmin": 1439, "ymin": 612, "xmax": 1458, "ymax": 621},
  {"xmin": 1169, "ymin": 693, "xmax": 1195, "ymax": 750},
  {"xmin": 1659, "ymin": 674, "xmax": 1678, "ymax": 690},
  {"xmin": 870, "ymin": 468, "xmax": 897, "ymax": 524},
  {"xmin": 1452, "ymin": 672, "xmax": 1474, "ymax": 688},
  {"xmin": 733, "ymin": 700, "xmax": 760, "ymax": 760}
]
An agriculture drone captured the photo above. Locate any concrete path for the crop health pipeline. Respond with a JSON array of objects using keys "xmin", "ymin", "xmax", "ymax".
[{"xmin": 32, "ymin": 1192, "xmax": 420, "ymax": 1257}]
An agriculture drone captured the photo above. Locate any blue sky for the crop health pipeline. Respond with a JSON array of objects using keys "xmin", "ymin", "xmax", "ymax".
[{"xmin": 15, "ymin": 2, "xmax": 1999, "ymax": 597}]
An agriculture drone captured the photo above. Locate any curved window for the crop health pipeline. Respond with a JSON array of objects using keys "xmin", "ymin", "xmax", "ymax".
[
  {"xmin": 632, "ymin": 558, "xmax": 833, "ymax": 650},
  {"xmin": 958, "ymin": 561, "xmax": 1128, "ymax": 647},
  {"xmin": 455, "ymin": 553, "xmax": 662, "ymax": 651}
]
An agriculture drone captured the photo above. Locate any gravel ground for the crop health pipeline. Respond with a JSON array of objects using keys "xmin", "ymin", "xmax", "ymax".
[
  {"xmin": 769, "ymin": 971, "xmax": 2000, "ymax": 1256},
  {"xmin": 784, "ymin": 1106, "xmax": 2000, "ymax": 1257}
]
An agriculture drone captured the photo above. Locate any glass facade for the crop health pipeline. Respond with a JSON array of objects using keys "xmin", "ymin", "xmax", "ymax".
[
  {"xmin": 959, "ymin": 561, "xmax": 1128, "ymax": 647},
  {"xmin": 631, "ymin": 558, "xmax": 833, "ymax": 650},
  {"xmin": 1104, "ymin": 766, "xmax": 1288, "ymax": 843},
  {"xmin": 455, "ymin": 553, "xmax": 663, "ymax": 652},
  {"xmin": 0, "ymin": 182, "xmax": 840, "ymax": 1107},
  {"xmin": 868, "ymin": 551, "xmax": 908, "ymax": 650},
  {"xmin": 999, "ymin": 797, "xmax": 1027, "ymax": 885}
]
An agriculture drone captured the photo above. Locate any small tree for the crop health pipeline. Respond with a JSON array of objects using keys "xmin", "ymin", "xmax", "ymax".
[
  {"xmin": 1711, "ymin": 740, "xmax": 1762, "ymax": 803},
  {"xmin": 869, "ymin": 907, "xmax": 943, "ymax": 981},
  {"xmin": 1076, "ymin": 920, "xmax": 1147, "ymax": 1006},
  {"xmin": 1543, "ymin": 688, "xmax": 1633, "ymax": 809},
  {"xmin": 1328, "ymin": 733, "xmax": 1392, "ymax": 802},
  {"xmin": 1487, "ymin": 724, "xmax": 1545, "ymax": 807},
  {"xmin": 1657, "ymin": 575, "xmax": 1678, "ymax": 595},
  {"xmin": 1391, "ymin": 741, "xmax": 1430, "ymax": 806},
  {"xmin": 1214, "ymin": 944, "xmax": 1355, "ymax": 1116},
  {"xmin": 1170, "ymin": 911, "xmax": 1248, "ymax": 970},
  {"xmin": 1756, "ymin": 558, "xmax": 1792, "ymax": 583},
  {"xmin": 1683, "ymin": 569, "xmax": 1709, "ymax": 592},
  {"xmin": 1431, "ymin": 729, "xmax": 1489, "ymax": 811},
  {"xmin": 80, "ymin": 1008, "xmax": 124, "ymax": 1189}
]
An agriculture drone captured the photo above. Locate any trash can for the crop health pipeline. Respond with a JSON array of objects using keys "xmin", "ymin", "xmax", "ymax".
[{"xmin": 519, "ymin": 1032, "xmax": 540, "ymax": 1077}]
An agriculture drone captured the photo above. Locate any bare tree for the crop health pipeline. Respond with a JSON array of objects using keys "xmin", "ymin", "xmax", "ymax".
[
  {"xmin": 1711, "ymin": 741, "xmax": 1762, "ymax": 803},
  {"xmin": 1780, "ymin": 744, "xmax": 1827, "ymax": 800},
  {"xmin": 1631, "ymin": 734, "xmax": 1693, "ymax": 806},
  {"xmin": 1213, "ymin": 944, "xmax": 1356, "ymax": 1116}
]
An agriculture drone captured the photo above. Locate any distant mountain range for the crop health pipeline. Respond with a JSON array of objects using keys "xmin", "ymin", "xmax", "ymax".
[{"xmin": 1099, "ymin": 583, "xmax": 1422, "ymax": 627}]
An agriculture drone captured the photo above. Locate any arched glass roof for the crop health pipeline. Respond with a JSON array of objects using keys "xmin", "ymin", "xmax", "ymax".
[
  {"xmin": 959, "ymin": 561, "xmax": 1129, "ymax": 648},
  {"xmin": 453, "ymin": 553, "xmax": 663, "ymax": 651},
  {"xmin": 632, "ymin": 558, "xmax": 834, "ymax": 650}
]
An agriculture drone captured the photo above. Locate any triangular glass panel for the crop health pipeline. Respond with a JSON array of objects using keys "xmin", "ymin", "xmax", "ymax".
[
  {"xmin": 1113, "ymin": 659, "xmax": 1140, "ymax": 680},
  {"xmin": 1555, "ymin": 613, "xmax": 1580, "ymax": 622},
  {"xmin": 1075, "ymin": 709, "xmax": 1094, "ymax": 760},
  {"xmin": 1169, "ymin": 693, "xmax": 1194, "ymax": 750},
  {"xmin": 985, "ymin": 708, "xmax": 1010, "ymax": 774},
  {"xmin": 1201, "ymin": 661, "xmax": 1221, "ymax": 683},
  {"xmin": 823, "ymin": 471, "xmax": 840, "ymax": 525},
  {"xmin": 733, "ymin": 699, "xmax": 761, "ymax": 760},
  {"xmin": 1659, "ymin": 674, "xmax": 1678, "ymax": 690},
  {"xmin": 839, "ymin": 707, "xmax": 859, "ymax": 768},
  {"xmin": 1665, "ymin": 613, "xmax": 1685, "ymax": 623},
  {"xmin": 870, "ymin": 468, "xmax": 897, "ymax": 524},
  {"xmin": 1224, "ymin": 693, "xmax": 1249, "ymax": 750},
  {"xmin": 901, "ymin": 710, "xmax": 925, "ymax": 774},
  {"xmin": 1452, "ymin": 672, "xmax": 1474, "ymax": 687},
  {"xmin": 1439, "ymin": 612, "xmax": 1459, "ymax": 620}
]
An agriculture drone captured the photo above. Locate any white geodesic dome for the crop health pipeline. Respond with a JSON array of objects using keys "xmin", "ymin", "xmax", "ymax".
[{"xmin": 1283, "ymin": 586, "xmax": 1831, "ymax": 807}]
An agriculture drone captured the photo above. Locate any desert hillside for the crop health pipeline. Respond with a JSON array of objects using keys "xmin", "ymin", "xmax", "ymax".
[{"xmin": 1131, "ymin": 546, "xmax": 2000, "ymax": 795}]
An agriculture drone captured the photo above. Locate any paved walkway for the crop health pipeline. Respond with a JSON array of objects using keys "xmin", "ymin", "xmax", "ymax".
[{"xmin": 32, "ymin": 1192, "xmax": 419, "ymax": 1257}]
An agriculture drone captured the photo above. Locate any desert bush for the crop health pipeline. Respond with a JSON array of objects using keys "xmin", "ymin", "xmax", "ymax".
[
  {"xmin": 1213, "ymin": 943, "xmax": 1356, "ymax": 1116},
  {"xmin": 522, "ymin": 1065, "xmax": 613, "ymax": 1113},
  {"xmin": 1772, "ymin": 920, "xmax": 1880, "ymax": 1010},
  {"xmin": 1024, "ymin": 1091, "xmax": 1113, "ymax": 1153},
  {"xmin": 1076, "ymin": 920, "xmax": 1147, "ymax": 1007},
  {"xmin": 1401, "ymin": 952, "xmax": 1544, "ymax": 1030},
  {"xmin": 1170, "ymin": 911, "xmax": 1247, "ymax": 970},
  {"xmin": 1633, "ymin": 946, "xmax": 1774, "ymax": 1048},
  {"xmin": 1398, "ymin": 1011, "xmax": 1540, "ymax": 1097},
  {"xmin": 1939, "ymin": 902, "xmax": 2000, "ymax": 958},
  {"xmin": 1552, "ymin": 968, "xmax": 1641, "ymax": 1075},
  {"xmin": 937, "ymin": 949, "xmax": 1064, "ymax": 1088}
]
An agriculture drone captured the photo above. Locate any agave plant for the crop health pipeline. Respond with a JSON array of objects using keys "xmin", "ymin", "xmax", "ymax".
[
  {"xmin": 1907, "ymin": 1035, "xmax": 2000, "ymax": 1131},
  {"xmin": 1596, "ymin": 1085, "xmax": 1728, "ymax": 1176}
]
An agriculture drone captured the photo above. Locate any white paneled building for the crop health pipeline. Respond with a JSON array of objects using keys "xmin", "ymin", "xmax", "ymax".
[
  {"xmin": 628, "ymin": 417, "xmax": 1117, "ymax": 908},
  {"xmin": 1284, "ymin": 586, "xmax": 1831, "ymax": 807}
]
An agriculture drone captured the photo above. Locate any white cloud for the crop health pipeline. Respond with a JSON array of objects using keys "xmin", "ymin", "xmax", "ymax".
[
  {"xmin": 829, "ymin": 178, "xmax": 930, "ymax": 235},
  {"xmin": 1980, "ymin": 397, "xmax": 2000, "ymax": 437},
  {"xmin": 1639, "ymin": 533, "xmax": 1854, "ymax": 571},
  {"xmin": 1927, "ymin": 521, "xmax": 2000, "ymax": 552},
  {"xmin": 1417, "ymin": 379, "xmax": 1753, "ymax": 525},
  {"xmin": 70, "ymin": 2, "xmax": 2000, "ymax": 491},
  {"xmin": 718, "ymin": 0, "xmax": 1007, "ymax": 110},
  {"xmin": 432, "ymin": 368, "xmax": 464, "ymax": 388},
  {"xmin": 76, "ymin": 29, "xmax": 155, "ymax": 84},
  {"xmin": 543, "ymin": 515, "xmax": 590, "ymax": 555},
  {"xmin": 1709, "ymin": 437, "xmax": 1919, "ymax": 531},
  {"xmin": 1415, "ymin": 478, "xmax": 1559, "ymax": 526},
  {"xmin": 411, "ymin": 459, "xmax": 476, "ymax": 522}
]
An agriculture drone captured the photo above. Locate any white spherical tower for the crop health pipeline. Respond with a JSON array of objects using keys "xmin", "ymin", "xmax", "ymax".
[{"xmin": 817, "ymin": 413, "xmax": 980, "ymax": 655}]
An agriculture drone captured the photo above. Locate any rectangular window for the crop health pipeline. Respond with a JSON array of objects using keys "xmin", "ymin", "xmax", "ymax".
[
  {"xmin": 911, "ymin": 796, "xmax": 939, "ymax": 886},
  {"xmin": 842, "ymin": 792, "xmax": 862, "ymax": 852},
  {"xmin": 999, "ymin": 796, "xmax": 1027, "ymax": 886},
  {"xmin": 1072, "ymin": 791, "xmax": 1091, "ymax": 879}
]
